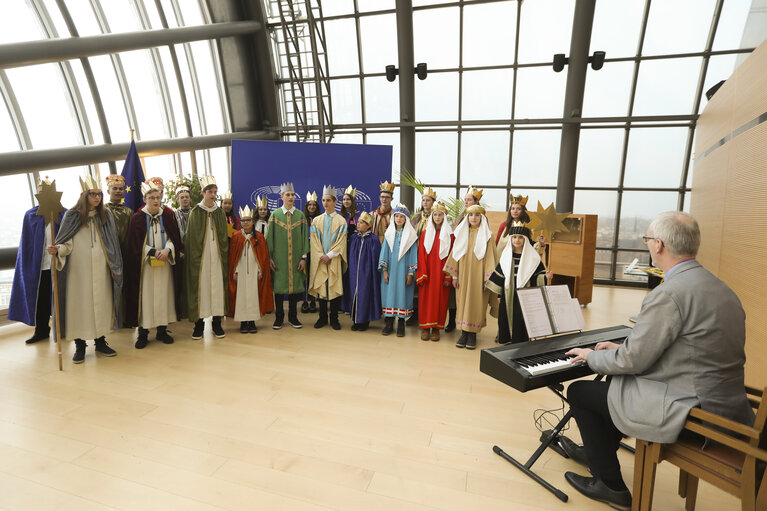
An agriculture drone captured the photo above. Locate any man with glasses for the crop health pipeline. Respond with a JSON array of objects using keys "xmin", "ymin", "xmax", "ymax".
[
  {"xmin": 104, "ymin": 174, "xmax": 133, "ymax": 246},
  {"xmin": 371, "ymin": 181, "xmax": 395, "ymax": 243},
  {"xmin": 563, "ymin": 211, "xmax": 754, "ymax": 510}
]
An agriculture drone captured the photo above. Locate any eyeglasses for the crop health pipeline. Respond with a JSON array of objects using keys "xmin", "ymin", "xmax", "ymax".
[
  {"xmin": 642, "ymin": 235, "xmax": 658, "ymax": 243},
  {"xmin": 88, "ymin": 192, "xmax": 103, "ymax": 198}
]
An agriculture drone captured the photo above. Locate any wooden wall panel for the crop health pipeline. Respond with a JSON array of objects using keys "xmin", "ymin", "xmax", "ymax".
[{"xmin": 691, "ymin": 40, "xmax": 767, "ymax": 386}]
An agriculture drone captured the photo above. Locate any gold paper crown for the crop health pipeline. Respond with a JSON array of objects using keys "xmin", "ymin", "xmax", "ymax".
[
  {"xmin": 322, "ymin": 184, "xmax": 337, "ymax": 198},
  {"xmin": 146, "ymin": 176, "xmax": 164, "ymax": 189},
  {"xmin": 467, "ymin": 185, "xmax": 484, "ymax": 201},
  {"xmin": 199, "ymin": 175, "xmax": 216, "ymax": 189},
  {"xmin": 422, "ymin": 187, "xmax": 437, "ymax": 200},
  {"xmin": 465, "ymin": 204, "xmax": 486, "ymax": 215},
  {"xmin": 105, "ymin": 174, "xmax": 125, "ymax": 186},
  {"xmin": 238, "ymin": 205, "xmax": 254, "ymax": 219},
  {"xmin": 344, "ymin": 185, "xmax": 356, "ymax": 198},
  {"xmin": 380, "ymin": 180, "xmax": 396, "ymax": 193},
  {"xmin": 358, "ymin": 211, "xmax": 373, "ymax": 225},
  {"xmin": 79, "ymin": 169, "xmax": 101, "ymax": 193},
  {"xmin": 510, "ymin": 194, "xmax": 529, "ymax": 206},
  {"xmin": 175, "ymin": 185, "xmax": 190, "ymax": 194},
  {"xmin": 509, "ymin": 220, "xmax": 531, "ymax": 236},
  {"xmin": 37, "ymin": 176, "xmax": 53, "ymax": 187},
  {"xmin": 141, "ymin": 181, "xmax": 162, "ymax": 196},
  {"xmin": 256, "ymin": 195, "xmax": 268, "ymax": 208},
  {"xmin": 223, "ymin": 190, "xmax": 233, "ymax": 200},
  {"xmin": 512, "ymin": 220, "xmax": 526, "ymax": 228},
  {"xmin": 280, "ymin": 182, "xmax": 295, "ymax": 194},
  {"xmin": 432, "ymin": 201, "xmax": 448, "ymax": 214},
  {"xmin": 305, "ymin": 191, "xmax": 318, "ymax": 203}
]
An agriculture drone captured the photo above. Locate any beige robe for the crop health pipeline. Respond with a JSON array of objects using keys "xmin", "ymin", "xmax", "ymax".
[
  {"xmin": 233, "ymin": 232, "xmax": 262, "ymax": 321},
  {"xmin": 443, "ymin": 228, "xmax": 497, "ymax": 333},
  {"xmin": 198, "ymin": 203, "xmax": 225, "ymax": 318},
  {"xmin": 140, "ymin": 211, "xmax": 177, "ymax": 328},
  {"xmin": 56, "ymin": 211, "xmax": 113, "ymax": 340},
  {"xmin": 309, "ymin": 213, "xmax": 347, "ymax": 300}
]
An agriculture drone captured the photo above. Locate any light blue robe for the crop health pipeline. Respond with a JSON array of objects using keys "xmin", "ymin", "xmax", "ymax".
[{"xmin": 378, "ymin": 229, "xmax": 418, "ymax": 318}]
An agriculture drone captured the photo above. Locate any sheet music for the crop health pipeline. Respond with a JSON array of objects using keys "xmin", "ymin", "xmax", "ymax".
[
  {"xmin": 516, "ymin": 288, "xmax": 554, "ymax": 338},
  {"xmin": 543, "ymin": 285, "xmax": 586, "ymax": 333}
]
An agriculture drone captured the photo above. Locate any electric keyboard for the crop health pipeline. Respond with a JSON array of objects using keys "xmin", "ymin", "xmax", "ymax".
[{"xmin": 479, "ymin": 325, "xmax": 632, "ymax": 392}]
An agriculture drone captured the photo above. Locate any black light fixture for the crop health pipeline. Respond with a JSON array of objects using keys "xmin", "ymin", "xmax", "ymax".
[
  {"xmin": 385, "ymin": 65, "xmax": 398, "ymax": 82},
  {"xmin": 590, "ymin": 51, "xmax": 606, "ymax": 70},
  {"xmin": 553, "ymin": 53, "xmax": 568, "ymax": 72},
  {"xmin": 416, "ymin": 62, "xmax": 428, "ymax": 80}
]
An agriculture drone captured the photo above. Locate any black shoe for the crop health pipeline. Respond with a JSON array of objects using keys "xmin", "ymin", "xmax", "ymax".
[
  {"xmin": 211, "ymin": 318, "xmax": 225, "ymax": 338},
  {"xmin": 466, "ymin": 333, "xmax": 477, "ymax": 350},
  {"xmin": 135, "ymin": 328, "xmax": 149, "ymax": 349},
  {"xmin": 94, "ymin": 337, "xmax": 117, "ymax": 357},
  {"xmin": 192, "ymin": 319, "xmax": 204, "ymax": 339},
  {"xmin": 558, "ymin": 435, "xmax": 589, "ymax": 467},
  {"xmin": 25, "ymin": 330, "xmax": 50, "ymax": 344},
  {"xmin": 381, "ymin": 317, "xmax": 394, "ymax": 336},
  {"xmin": 455, "ymin": 331, "xmax": 467, "ymax": 348},
  {"xmin": 248, "ymin": 321, "xmax": 258, "ymax": 334},
  {"xmin": 396, "ymin": 318, "xmax": 405, "ymax": 337},
  {"xmin": 156, "ymin": 326, "xmax": 174, "ymax": 344},
  {"xmin": 330, "ymin": 318, "xmax": 341, "ymax": 330},
  {"xmin": 445, "ymin": 309, "xmax": 457, "ymax": 333},
  {"xmin": 301, "ymin": 302, "xmax": 310, "ymax": 313},
  {"xmin": 73, "ymin": 339, "xmax": 86, "ymax": 364},
  {"xmin": 273, "ymin": 314, "xmax": 284, "ymax": 330},
  {"xmin": 240, "ymin": 322, "xmax": 248, "ymax": 334},
  {"xmin": 564, "ymin": 472, "xmax": 631, "ymax": 511},
  {"xmin": 357, "ymin": 322, "xmax": 369, "ymax": 331},
  {"xmin": 351, "ymin": 323, "xmax": 359, "ymax": 331},
  {"xmin": 314, "ymin": 316, "xmax": 328, "ymax": 329},
  {"xmin": 288, "ymin": 315, "xmax": 303, "ymax": 329}
]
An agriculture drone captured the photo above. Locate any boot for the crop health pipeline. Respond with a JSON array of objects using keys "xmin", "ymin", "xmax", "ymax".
[
  {"xmin": 248, "ymin": 321, "xmax": 258, "ymax": 334},
  {"xmin": 351, "ymin": 323, "xmax": 359, "ymax": 331},
  {"xmin": 381, "ymin": 317, "xmax": 394, "ymax": 336},
  {"xmin": 314, "ymin": 300, "xmax": 328, "ymax": 328},
  {"xmin": 329, "ymin": 299, "xmax": 341, "ymax": 330},
  {"xmin": 192, "ymin": 319, "xmax": 204, "ymax": 339},
  {"xmin": 25, "ymin": 327, "xmax": 50, "ymax": 345},
  {"xmin": 466, "ymin": 332, "xmax": 477, "ymax": 350},
  {"xmin": 431, "ymin": 328, "xmax": 440, "ymax": 342},
  {"xmin": 396, "ymin": 318, "xmax": 406, "ymax": 337},
  {"xmin": 301, "ymin": 301, "xmax": 310, "ymax": 313},
  {"xmin": 455, "ymin": 331, "xmax": 467, "ymax": 348},
  {"xmin": 445, "ymin": 309, "xmax": 457, "ymax": 332},
  {"xmin": 135, "ymin": 328, "xmax": 149, "ymax": 349},
  {"xmin": 273, "ymin": 296, "xmax": 285, "ymax": 329},
  {"xmin": 421, "ymin": 329, "xmax": 430, "ymax": 341},
  {"xmin": 288, "ymin": 295, "xmax": 302, "ymax": 328},
  {"xmin": 240, "ymin": 321, "xmax": 248, "ymax": 334},
  {"xmin": 156, "ymin": 325, "xmax": 174, "ymax": 344},
  {"xmin": 94, "ymin": 337, "xmax": 116, "ymax": 357},
  {"xmin": 211, "ymin": 316, "xmax": 225, "ymax": 338},
  {"xmin": 73, "ymin": 339, "xmax": 86, "ymax": 364},
  {"xmin": 357, "ymin": 322, "xmax": 369, "ymax": 332}
]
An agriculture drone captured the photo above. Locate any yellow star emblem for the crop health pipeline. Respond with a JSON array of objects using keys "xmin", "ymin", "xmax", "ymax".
[
  {"xmin": 126, "ymin": 185, "xmax": 131, "ymax": 192},
  {"xmin": 35, "ymin": 180, "xmax": 65, "ymax": 224},
  {"xmin": 528, "ymin": 201, "xmax": 570, "ymax": 242}
]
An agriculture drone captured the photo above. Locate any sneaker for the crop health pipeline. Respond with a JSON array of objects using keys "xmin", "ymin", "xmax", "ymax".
[
  {"xmin": 94, "ymin": 337, "xmax": 117, "ymax": 357},
  {"xmin": 240, "ymin": 322, "xmax": 248, "ymax": 334},
  {"xmin": 73, "ymin": 339, "xmax": 86, "ymax": 364},
  {"xmin": 212, "ymin": 321, "xmax": 226, "ymax": 338},
  {"xmin": 248, "ymin": 321, "xmax": 258, "ymax": 334},
  {"xmin": 288, "ymin": 316, "xmax": 303, "ymax": 329},
  {"xmin": 466, "ymin": 333, "xmax": 477, "ymax": 350},
  {"xmin": 156, "ymin": 327, "xmax": 174, "ymax": 344},
  {"xmin": 192, "ymin": 320, "xmax": 204, "ymax": 339},
  {"xmin": 455, "ymin": 332, "xmax": 467, "ymax": 348},
  {"xmin": 273, "ymin": 315, "xmax": 284, "ymax": 330},
  {"xmin": 135, "ymin": 328, "xmax": 149, "ymax": 349}
]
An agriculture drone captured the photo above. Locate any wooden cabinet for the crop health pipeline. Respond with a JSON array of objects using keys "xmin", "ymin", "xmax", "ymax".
[{"xmin": 548, "ymin": 214, "xmax": 597, "ymax": 306}]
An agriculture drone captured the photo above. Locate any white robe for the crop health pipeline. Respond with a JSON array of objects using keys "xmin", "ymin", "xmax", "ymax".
[
  {"xmin": 198, "ymin": 202, "xmax": 225, "ymax": 318},
  {"xmin": 56, "ymin": 211, "xmax": 113, "ymax": 340},
  {"xmin": 233, "ymin": 232, "xmax": 262, "ymax": 322},
  {"xmin": 140, "ymin": 210, "xmax": 177, "ymax": 328}
]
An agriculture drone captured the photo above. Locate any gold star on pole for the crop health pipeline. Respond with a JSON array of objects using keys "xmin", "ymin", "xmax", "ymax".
[
  {"xmin": 527, "ymin": 201, "xmax": 570, "ymax": 242},
  {"xmin": 35, "ymin": 179, "xmax": 65, "ymax": 224}
]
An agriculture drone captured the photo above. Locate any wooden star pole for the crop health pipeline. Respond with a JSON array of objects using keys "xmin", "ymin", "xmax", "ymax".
[{"xmin": 35, "ymin": 180, "xmax": 66, "ymax": 371}]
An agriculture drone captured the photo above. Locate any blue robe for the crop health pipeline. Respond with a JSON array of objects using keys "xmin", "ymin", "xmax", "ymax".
[
  {"xmin": 8, "ymin": 207, "xmax": 65, "ymax": 326},
  {"xmin": 378, "ymin": 229, "xmax": 418, "ymax": 318},
  {"xmin": 347, "ymin": 230, "xmax": 382, "ymax": 324}
]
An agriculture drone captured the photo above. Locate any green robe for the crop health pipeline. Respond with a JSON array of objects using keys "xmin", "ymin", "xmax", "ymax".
[
  {"xmin": 184, "ymin": 204, "xmax": 229, "ymax": 321},
  {"xmin": 266, "ymin": 207, "xmax": 309, "ymax": 294},
  {"xmin": 105, "ymin": 202, "xmax": 133, "ymax": 245}
]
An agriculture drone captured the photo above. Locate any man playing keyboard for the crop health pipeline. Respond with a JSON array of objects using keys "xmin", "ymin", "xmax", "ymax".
[{"xmin": 564, "ymin": 211, "xmax": 754, "ymax": 510}]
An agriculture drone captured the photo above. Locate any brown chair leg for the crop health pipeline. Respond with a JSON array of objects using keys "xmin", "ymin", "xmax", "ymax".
[
  {"xmin": 632, "ymin": 440, "xmax": 648, "ymax": 511},
  {"xmin": 684, "ymin": 476, "xmax": 698, "ymax": 511},
  {"xmin": 639, "ymin": 443, "xmax": 660, "ymax": 511},
  {"xmin": 679, "ymin": 469, "xmax": 689, "ymax": 498}
]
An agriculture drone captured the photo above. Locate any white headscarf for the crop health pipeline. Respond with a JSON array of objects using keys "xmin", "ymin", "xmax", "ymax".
[
  {"xmin": 384, "ymin": 212, "xmax": 418, "ymax": 261},
  {"xmin": 450, "ymin": 213, "xmax": 492, "ymax": 262},
  {"xmin": 423, "ymin": 212, "xmax": 453, "ymax": 260},
  {"xmin": 499, "ymin": 234, "xmax": 543, "ymax": 289}
]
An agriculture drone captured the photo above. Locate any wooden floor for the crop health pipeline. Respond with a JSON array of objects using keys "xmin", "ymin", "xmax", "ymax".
[{"xmin": 0, "ymin": 285, "xmax": 739, "ymax": 510}]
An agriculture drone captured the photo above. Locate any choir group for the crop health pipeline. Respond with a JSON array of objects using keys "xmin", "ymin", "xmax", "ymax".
[{"xmin": 9, "ymin": 173, "xmax": 552, "ymax": 363}]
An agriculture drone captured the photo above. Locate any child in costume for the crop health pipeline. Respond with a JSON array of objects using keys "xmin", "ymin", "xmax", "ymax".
[
  {"xmin": 228, "ymin": 205, "xmax": 274, "ymax": 334},
  {"xmin": 486, "ymin": 222, "xmax": 551, "ymax": 344},
  {"xmin": 444, "ymin": 203, "xmax": 497, "ymax": 350},
  {"xmin": 254, "ymin": 195, "xmax": 270, "ymax": 236},
  {"xmin": 371, "ymin": 181, "xmax": 395, "ymax": 243},
  {"xmin": 301, "ymin": 191, "xmax": 320, "ymax": 313},
  {"xmin": 416, "ymin": 202, "xmax": 453, "ymax": 341},
  {"xmin": 340, "ymin": 184, "xmax": 360, "ymax": 314},
  {"xmin": 347, "ymin": 212, "xmax": 381, "ymax": 331},
  {"xmin": 221, "ymin": 191, "xmax": 240, "ymax": 238},
  {"xmin": 378, "ymin": 204, "xmax": 418, "ymax": 337}
]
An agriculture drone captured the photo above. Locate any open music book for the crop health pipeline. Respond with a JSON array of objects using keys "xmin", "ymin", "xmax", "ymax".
[{"xmin": 516, "ymin": 285, "xmax": 585, "ymax": 339}]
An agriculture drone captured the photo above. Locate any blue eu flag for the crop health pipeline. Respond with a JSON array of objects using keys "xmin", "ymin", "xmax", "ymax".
[{"xmin": 121, "ymin": 140, "xmax": 145, "ymax": 211}]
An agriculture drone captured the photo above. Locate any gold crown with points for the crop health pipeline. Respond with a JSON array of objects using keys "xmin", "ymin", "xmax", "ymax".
[
  {"xmin": 256, "ymin": 195, "xmax": 268, "ymax": 208},
  {"xmin": 239, "ymin": 205, "xmax": 254, "ymax": 219},
  {"xmin": 422, "ymin": 187, "xmax": 437, "ymax": 200},
  {"xmin": 141, "ymin": 181, "xmax": 162, "ymax": 197},
  {"xmin": 322, "ymin": 184, "xmax": 337, "ymax": 199},
  {"xmin": 358, "ymin": 211, "xmax": 373, "ymax": 225},
  {"xmin": 465, "ymin": 204, "xmax": 486, "ymax": 215},
  {"xmin": 37, "ymin": 176, "xmax": 53, "ymax": 187},
  {"xmin": 105, "ymin": 174, "xmax": 125, "ymax": 186},
  {"xmin": 79, "ymin": 169, "xmax": 101, "ymax": 193},
  {"xmin": 279, "ymin": 182, "xmax": 295, "ymax": 194},
  {"xmin": 344, "ymin": 185, "xmax": 356, "ymax": 198},
  {"xmin": 509, "ymin": 220, "xmax": 531, "ymax": 236},
  {"xmin": 223, "ymin": 190, "xmax": 233, "ymax": 200},
  {"xmin": 510, "ymin": 194, "xmax": 529, "ymax": 206},
  {"xmin": 199, "ymin": 175, "xmax": 216, "ymax": 190},
  {"xmin": 432, "ymin": 201, "xmax": 448, "ymax": 214},
  {"xmin": 305, "ymin": 191, "xmax": 318, "ymax": 203},
  {"xmin": 467, "ymin": 185, "xmax": 484, "ymax": 201},
  {"xmin": 380, "ymin": 180, "xmax": 396, "ymax": 194}
]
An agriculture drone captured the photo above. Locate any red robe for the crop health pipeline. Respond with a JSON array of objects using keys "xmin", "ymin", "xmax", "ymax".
[
  {"xmin": 227, "ymin": 229, "xmax": 274, "ymax": 317},
  {"xmin": 416, "ymin": 230, "xmax": 454, "ymax": 330}
]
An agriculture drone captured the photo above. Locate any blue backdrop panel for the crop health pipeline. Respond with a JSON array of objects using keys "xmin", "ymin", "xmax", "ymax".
[{"xmin": 231, "ymin": 140, "xmax": 392, "ymax": 214}]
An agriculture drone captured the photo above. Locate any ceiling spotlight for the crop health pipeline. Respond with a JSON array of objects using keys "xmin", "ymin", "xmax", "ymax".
[
  {"xmin": 553, "ymin": 53, "xmax": 567, "ymax": 72},
  {"xmin": 590, "ymin": 51, "xmax": 606, "ymax": 70},
  {"xmin": 415, "ymin": 63, "xmax": 428, "ymax": 80},
  {"xmin": 385, "ymin": 65, "xmax": 398, "ymax": 82}
]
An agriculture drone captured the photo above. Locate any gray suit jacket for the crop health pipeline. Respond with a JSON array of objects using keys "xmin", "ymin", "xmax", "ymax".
[{"xmin": 587, "ymin": 260, "xmax": 754, "ymax": 443}]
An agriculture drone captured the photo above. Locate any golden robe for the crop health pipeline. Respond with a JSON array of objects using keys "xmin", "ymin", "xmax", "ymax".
[{"xmin": 309, "ymin": 212, "xmax": 347, "ymax": 300}]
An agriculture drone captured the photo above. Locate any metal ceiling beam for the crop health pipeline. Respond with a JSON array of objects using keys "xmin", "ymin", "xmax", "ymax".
[{"xmin": 0, "ymin": 21, "xmax": 260, "ymax": 69}]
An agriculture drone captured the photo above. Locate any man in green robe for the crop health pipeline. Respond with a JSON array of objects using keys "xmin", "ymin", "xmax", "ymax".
[
  {"xmin": 266, "ymin": 182, "xmax": 309, "ymax": 329},
  {"xmin": 184, "ymin": 175, "xmax": 229, "ymax": 339},
  {"xmin": 104, "ymin": 174, "xmax": 133, "ymax": 246}
]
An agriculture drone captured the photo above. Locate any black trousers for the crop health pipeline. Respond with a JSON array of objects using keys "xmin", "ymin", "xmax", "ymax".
[
  {"xmin": 567, "ymin": 380, "xmax": 627, "ymax": 489},
  {"xmin": 35, "ymin": 269, "xmax": 52, "ymax": 335},
  {"xmin": 275, "ymin": 293, "xmax": 299, "ymax": 317},
  {"xmin": 318, "ymin": 297, "xmax": 341, "ymax": 320}
]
